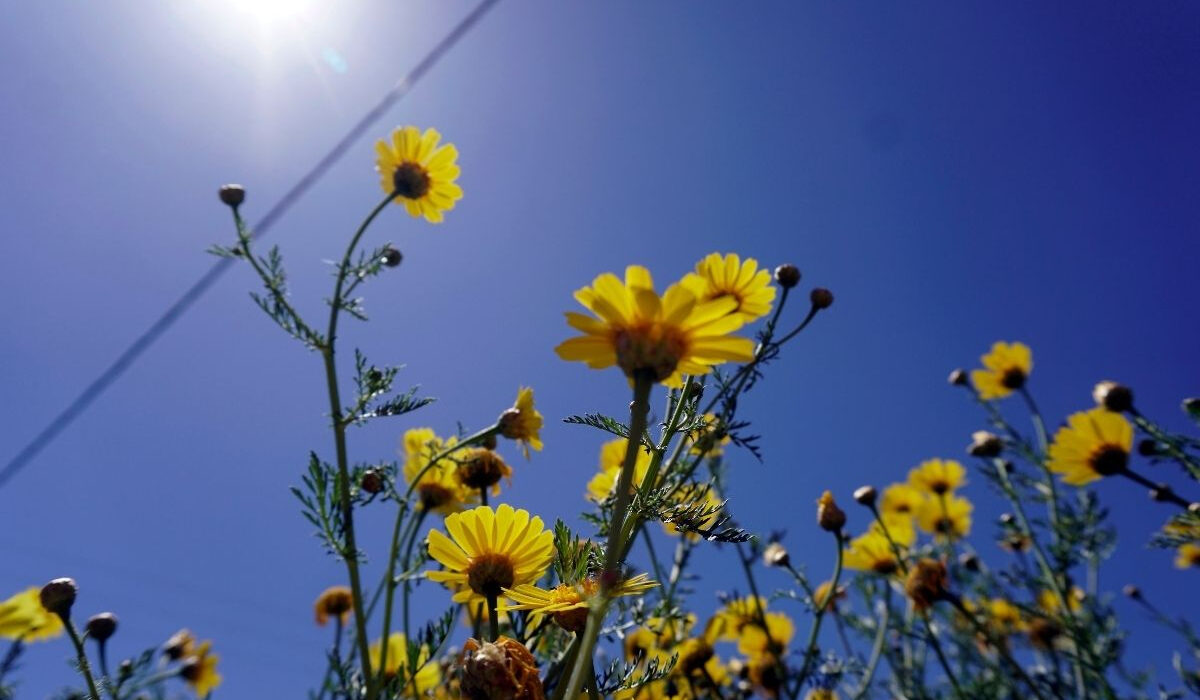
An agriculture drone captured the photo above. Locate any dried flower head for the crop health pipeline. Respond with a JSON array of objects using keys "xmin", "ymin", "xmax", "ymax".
[
  {"xmin": 817, "ymin": 491, "xmax": 846, "ymax": 533},
  {"xmin": 763, "ymin": 542, "xmax": 790, "ymax": 568},
  {"xmin": 904, "ymin": 558, "xmax": 951, "ymax": 611},
  {"xmin": 314, "ymin": 586, "xmax": 354, "ymax": 627},
  {"xmin": 460, "ymin": 636, "xmax": 545, "ymax": 700}
]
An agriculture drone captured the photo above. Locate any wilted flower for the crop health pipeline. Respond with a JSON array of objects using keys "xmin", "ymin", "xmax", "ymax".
[
  {"xmin": 460, "ymin": 636, "xmax": 544, "ymax": 700},
  {"xmin": 904, "ymin": 558, "xmax": 951, "ymax": 611},
  {"xmin": 314, "ymin": 586, "xmax": 354, "ymax": 627},
  {"xmin": 497, "ymin": 387, "xmax": 543, "ymax": 458}
]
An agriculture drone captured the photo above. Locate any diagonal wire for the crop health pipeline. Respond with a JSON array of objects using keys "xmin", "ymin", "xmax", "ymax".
[{"xmin": 0, "ymin": 0, "xmax": 501, "ymax": 490}]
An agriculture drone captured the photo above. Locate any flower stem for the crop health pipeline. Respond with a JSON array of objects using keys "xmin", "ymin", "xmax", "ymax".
[
  {"xmin": 794, "ymin": 531, "xmax": 845, "ymax": 688},
  {"xmin": 60, "ymin": 615, "xmax": 101, "ymax": 700},
  {"xmin": 486, "ymin": 593, "xmax": 500, "ymax": 642},
  {"xmin": 851, "ymin": 585, "xmax": 890, "ymax": 700}
]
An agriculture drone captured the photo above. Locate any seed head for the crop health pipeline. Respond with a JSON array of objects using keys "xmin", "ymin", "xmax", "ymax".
[
  {"xmin": 773, "ymin": 264, "xmax": 801, "ymax": 289},
  {"xmin": 852, "ymin": 485, "xmax": 877, "ymax": 507},
  {"xmin": 810, "ymin": 287, "xmax": 834, "ymax": 310},
  {"xmin": 39, "ymin": 578, "xmax": 78, "ymax": 617},
  {"xmin": 459, "ymin": 636, "xmax": 544, "ymax": 700},
  {"xmin": 86, "ymin": 613, "xmax": 118, "ymax": 642},
  {"xmin": 816, "ymin": 491, "xmax": 846, "ymax": 533},
  {"xmin": 762, "ymin": 542, "xmax": 790, "ymax": 568},
  {"xmin": 218, "ymin": 184, "xmax": 245, "ymax": 208},
  {"xmin": 1093, "ymin": 381, "xmax": 1134, "ymax": 413}
]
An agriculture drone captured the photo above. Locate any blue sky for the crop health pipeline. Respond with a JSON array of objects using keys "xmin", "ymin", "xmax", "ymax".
[{"xmin": 1, "ymin": 1, "xmax": 1198, "ymax": 696}]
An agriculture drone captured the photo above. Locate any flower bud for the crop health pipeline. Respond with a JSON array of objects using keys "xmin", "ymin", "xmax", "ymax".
[
  {"xmin": 773, "ymin": 264, "xmax": 801, "ymax": 289},
  {"xmin": 360, "ymin": 469, "xmax": 385, "ymax": 495},
  {"xmin": 496, "ymin": 408, "xmax": 522, "ymax": 439},
  {"xmin": 118, "ymin": 659, "xmax": 134, "ymax": 681},
  {"xmin": 1184, "ymin": 398, "xmax": 1200, "ymax": 419},
  {"xmin": 1027, "ymin": 617, "xmax": 1063, "ymax": 650},
  {"xmin": 459, "ymin": 636, "xmax": 544, "ymax": 700},
  {"xmin": 762, "ymin": 542, "xmax": 790, "ymax": 568},
  {"xmin": 904, "ymin": 558, "xmax": 950, "ymax": 611},
  {"xmin": 86, "ymin": 613, "xmax": 118, "ymax": 642},
  {"xmin": 957, "ymin": 553, "xmax": 981, "ymax": 572},
  {"xmin": 163, "ymin": 629, "xmax": 195, "ymax": 660},
  {"xmin": 810, "ymin": 287, "xmax": 834, "ymax": 310},
  {"xmin": 1122, "ymin": 584, "xmax": 1141, "ymax": 599},
  {"xmin": 314, "ymin": 586, "xmax": 355, "ymax": 627},
  {"xmin": 816, "ymin": 491, "xmax": 846, "ymax": 533},
  {"xmin": 947, "ymin": 369, "xmax": 968, "ymax": 387},
  {"xmin": 380, "ymin": 247, "xmax": 403, "ymax": 268},
  {"xmin": 852, "ymin": 485, "xmax": 877, "ymax": 507},
  {"xmin": 1137, "ymin": 439, "xmax": 1161, "ymax": 457},
  {"xmin": 218, "ymin": 184, "xmax": 245, "ymax": 208},
  {"xmin": 1149, "ymin": 484, "xmax": 1174, "ymax": 502},
  {"xmin": 1190, "ymin": 502, "xmax": 1200, "ymax": 515},
  {"xmin": 39, "ymin": 578, "xmax": 77, "ymax": 617},
  {"xmin": 999, "ymin": 513, "xmax": 1016, "ymax": 526},
  {"xmin": 967, "ymin": 430, "xmax": 1003, "ymax": 458},
  {"xmin": 1093, "ymin": 381, "xmax": 1134, "ymax": 413}
]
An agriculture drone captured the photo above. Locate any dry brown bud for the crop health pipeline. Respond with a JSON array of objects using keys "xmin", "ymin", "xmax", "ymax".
[
  {"xmin": 360, "ymin": 469, "xmax": 385, "ymax": 495},
  {"xmin": 1027, "ymin": 617, "xmax": 1063, "ymax": 650},
  {"xmin": 810, "ymin": 287, "xmax": 834, "ymax": 310},
  {"xmin": 852, "ymin": 485, "xmax": 877, "ymax": 507},
  {"xmin": 314, "ymin": 586, "xmax": 355, "ymax": 627},
  {"xmin": 773, "ymin": 264, "xmax": 801, "ymax": 289},
  {"xmin": 460, "ymin": 636, "xmax": 544, "ymax": 700},
  {"xmin": 1093, "ymin": 381, "xmax": 1134, "ymax": 413},
  {"xmin": 816, "ymin": 491, "xmax": 846, "ymax": 533},
  {"xmin": 39, "ymin": 578, "xmax": 77, "ymax": 617},
  {"xmin": 218, "ymin": 184, "xmax": 245, "ymax": 208},
  {"xmin": 904, "ymin": 558, "xmax": 950, "ymax": 611},
  {"xmin": 763, "ymin": 542, "xmax": 790, "ymax": 568},
  {"xmin": 85, "ymin": 613, "xmax": 118, "ymax": 642},
  {"xmin": 967, "ymin": 430, "xmax": 1003, "ymax": 458}
]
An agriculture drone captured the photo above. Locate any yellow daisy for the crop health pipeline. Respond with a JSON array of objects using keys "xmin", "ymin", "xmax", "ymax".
[
  {"xmin": 709, "ymin": 596, "xmax": 769, "ymax": 641},
  {"xmin": 843, "ymin": 530, "xmax": 902, "ymax": 575},
  {"xmin": 1175, "ymin": 544, "xmax": 1200, "ymax": 569},
  {"xmin": 498, "ymin": 387, "xmax": 543, "ymax": 458},
  {"xmin": 879, "ymin": 483, "xmax": 925, "ymax": 518},
  {"xmin": 1047, "ymin": 408, "xmax": 1134, "ymax": 485},
  {"xmin": 689, "ymin": 412, "xmax": 732, "ymax": 457},
  {"xmin": 680, "ymin": 252, "xmax": 776, "ymax": 324},
  {"xmin": 368, "ymin": 633, "xmax": 441, "ymax": 691},
  {"xmin": 971, "ymin": 341, "xmax": 1033, "ymax": 400},
  {"xmin": 736, "ymin": 612, "xmax": 795, "ymax": 658},
  {"xmin": 870, "ymin": 514, "xmax": 916, "ymax": 548},
  {"xmin": 425, "ymin": 504, "xmax": 554, "ymax": 608},
  {"xmin": 1037, "ymin": 587, "xmax": 1086, "ymax": 616},
  {"xmin": 586, "ymin": 438, "xmax": 654, "ymax": 502},
  {"xmin": 374, "ymin": 126, "xmax": 462, "ymax": 223},
  {"xmin": 806, "ymin": 690, "xmax": 838, "ymax": 700},
  {"xmin": 916, "ymin": 493, "xmax": 973, "ymax": 539},
  {"xmin": 180, "ymin": 640, "xmax": 222, "ymax": 697},
  {"xmin": 402, "ymin": 428, "xmax": 476, "ymax": 514},
  {"xmin": 0, "ymin": 587, "xmax": 63, "ymax": 642},
  {"xmin": 456, "ymin": 448, "xmax": 513, "ymax": 495},
  {"xmin": 907, "ymin": 459, "xmax": 966, "ymax": 496},
  {"xmin": 503, "ymin": 573, "xmax": 657, "ymax": 634},
  {"xmin": 555, "ymin": 265, "xmax": 756, "ymax": 387}
]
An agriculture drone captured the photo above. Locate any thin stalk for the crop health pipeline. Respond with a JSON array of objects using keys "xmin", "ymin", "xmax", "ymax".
[
  {"xmin": 1130, "ymin": 409, "xmax": 1200, "ymax": 480},
  {"xmin": 563, "ymin": 372, "xmax": 654, "ymax": 700},
  {"xmin": 1119, "ymin": 467, "xmax": 1192, "ymax": 509},
  {"xmin": 946, "ymin": 596, "xmax": 1047, "ymax": 700},
  {"xmin": 851, "ymin": 586, "xmax": 891, "ymax": 700},
  {"xmin": 381, "ymin": 508, "xmax": 427, "ymax": 689},
  {"xmin": 794, "ymin": 532, "xmax": 845, "ymax": 686},
  {"xmin": 548, "ymin": 636, "xmax": 582, "ymax": 700},
  {"xmin": 61, "ymin": 616, "xmax": 101, "ymax": 700},
  {"xmin": 1019, "ymin": 387, "xmax": 1063, "ymax": 532},
  {"xmin": 918, "ymin": 613, "xmax": 964, "ymax": 700},
  {"xmin": 487, "ymin": 593, "xmax": 500, "ymax": 642},
  {"xmin": 480, "ymin": 486, "xmax": 489, "ymax": 507},
  {"xmin": 641, "ymin": 529, "xmax": 668, "ymax": 599}
]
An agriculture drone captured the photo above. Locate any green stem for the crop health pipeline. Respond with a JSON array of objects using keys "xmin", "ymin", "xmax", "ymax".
[
  {"xmin": 641, "ymin": 529, "xmax": 668, "ymax": 599},
  {"xmin": 563, "ymin": 372, "xmax": 655, "ymax": 700},
  {"xmin": 380, "ymin": 507, "xmax": 427, "ymax": 689},
  {"xmin": 487, "ymin": 593, "xmax": 500, "ymax": 642},
  {"xmin": 1119, "ymin": 467, "xmax": 1192, "ymax": 509},
  {"xmin": 919, "ymin": 612, "xmax": 964, "ymax": 700},
  {"xmin": 1131, "ymin": 409, "xmax": 1200, "ymax": 480},
  {"xmin": 322, "ymin": 193, "xmax": 396, "ymax": 699},
  {"xmin": 851, "ymin": 585, "xmax": 891, "ymax": 700},
  {"xmin": 1019, "ymin": 387, "xmax": 1062, "ymax": 531},
  {"xmin": 60, "ymin": 615, "xmax": 101, "ymax": 700},
  {"xmin": 946, "ymin": 596, "xmax": 1047, "ymax": 700},
  {"xmin": 794, "ymin": 532, "xmax": 845, "ymax": 687}
]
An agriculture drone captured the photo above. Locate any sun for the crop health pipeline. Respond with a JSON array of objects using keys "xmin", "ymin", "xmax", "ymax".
[{"xmin": 226, "ymin": 0, "xmax": 316, "ymax": 25}]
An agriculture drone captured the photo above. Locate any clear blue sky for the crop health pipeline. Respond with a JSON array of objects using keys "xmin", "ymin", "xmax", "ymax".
[{"xmin": 1, "ymin": 1, "xmax": 1197, "ymax": 696}]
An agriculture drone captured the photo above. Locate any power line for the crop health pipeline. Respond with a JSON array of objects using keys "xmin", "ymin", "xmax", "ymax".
[{"xmin": 0, "ymin": 0, "xmax": 501, "ymax": 489}]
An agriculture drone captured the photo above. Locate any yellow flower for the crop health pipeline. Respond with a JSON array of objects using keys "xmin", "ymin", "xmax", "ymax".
[
  {"xmin": 368, "ymin": 633, "xmax": 440, "ymax": 691},
  {"xmin": 1037, "ymin": 587, "xmax": 1086, "ymax": 616},
  {"xmin": 555, "ymin": 265, "xmax": 756, "ymax": 387},
  {"xmin": 402, "ymin": 428, "xmax": 476, "ymax": 514},
  {"xmin": 498, "ymin": 387, "xmax": 543, "ymax": 458},
  {"xmin": 680, "ymin": 253, "xmax": 776, "ymax": 324},
  {"xmin": 688, "ymin": 412, "xmax": 731, "ymax": 457},
  {"xmin": 180, "ymin": 640, "xmax": 222, "ymax": 697},
  {"xmin": 843, "ymin": 530, "xmax": 902, "ymax": 576},
  {"xmin": 870, "ymin": 515, "xmax": 916, "ymax": 548},
  {"xmin": 736, "ymin": 612, "xmax": 795, "ymax": 657},
  {"xmin": 916, "ymin": 493, "xmax": 973, "ymax": 539},
  {"xmin": 962, "ymin": 598, "xmax": 1024, "ymax": 637},
  {"xmin": 426, "ymin": 504, "xmax": 554, "ymax": 608},
  {"xmin": 374, "ymin": 126, "xmax": 462, "ymax": 223},
  {"xmin": 970, "ymin": 341, "xmax": 1033, "ymax": 400},
  {"xmin": 879, "ymin": 483, "xmax": 924, "ymax": 519},
  {"xmin": 710, "ymin": 596, "xmax": 769, "ymax": 641},
  {"xmin": 1175, "ymin": 544, "xmax": 1200, "ymax": 569},
  {"xmin": 1047, "ymin": 408, "xmax": 1134, "ymax": 485},
  {"xmin": 586, "ymin": 438, "xmax": 654, "ymax": 502},
  {"xmin": 313, "ymin": 585, "xmax": 354, "ymax": 627},
  {"xmin": 456, "ymin": 448, "xmax": 513, "ymax": 495},
  {"xmin": 503, "ymin": 573, "xmax": 657, "ymax": 634},
  {"xmin": 812, "ymin": 581, "xmax": 846, "ymax": 613},
  {"xmin": 662, "ymin": 484, "xmax": 724, "ymax": 540},
  {"xmin": 907, "ymin": 459, "xmax": 966, "ymax": 495},
  {"xmin": 806, "ymin": 690, "xmax": 839, "ymax": 700},
  {"xmin": 0, "ymin": 587, "xmax": 63, "ymax": 642}
]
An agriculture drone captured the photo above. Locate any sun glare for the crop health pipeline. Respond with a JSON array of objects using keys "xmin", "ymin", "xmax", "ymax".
[{"xmin": 227, "ymin": 0, "xmax": 315, "ymax": 25}]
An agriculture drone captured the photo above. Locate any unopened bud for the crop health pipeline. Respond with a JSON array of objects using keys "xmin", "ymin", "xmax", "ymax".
[
  {"xmin": 999, "ymin": 513, "xmax": 1016, "ymax": 526},
  {"xmin": 948, "ymin": 369, "xmax": 968, "ymax": 387},
  {"xmin": 86, "ymin": 613, "xmax": 118, "ymax": 642},
  {"xmin": 1190, "ymin": 502, "xmax": 1200, "ymax": 515},
  {"xmin": 163, "ymin": 629, "xmax": 195, "ymax": 660},
  {"xmin": 380, "ymin": 247, "xmax": 403, "ymax": 268},
  {"xmin": 118, "ymin": 659, "xmax": 134, "ymax": 681},
  {"xmin": 816, "ymin": 491, "xmax": 846, "ymax": 533},
  {"xmin": 773, "ymin": 264, "xmax": 801, "ymax": 289},
  {"xmin": 1093, "ymin": 381, "xmax": 1134, "ymax": 413},
  {"xmin": 763, "ymin": 542, "xmax": 790, "ymax": 568},
  {"xmin": 1184, "ymin": 398, "xmax": 1200, "ymax": 419},
  {"xmin": 958, "ymin": 553, "xmax": 981, "ymax": 572},
  {"xmin": 218, "ymin": 184, "xmax": 245, "ymax": 208},
  {"xmin": 1137, "ymin": 439, "xmax": 1161, "ymax": 457},
  {"xmin": 852, "ymin": 485, "xmax": 877, "ymax": 507},
  {"xmin": 360, "ymin": 469, "xmax": 385, "ymax": 495},
  {"xmin": 1150, "ymin": 484, "xmax": 1174, "ymax": 502},
  {"xmin": 967, "ymin": 430, "xmax": 1003, "ymax": 458},
  {"xmin": 39, "ymin": 578, "xmax": 78, "ymax": 617},
  {"xmin": 1122, "ymin": 584, "xmax": 1141, "ymax": 599},
  {"xmin": 810, "ymin": 287, "xmax": 834, "ymax": 310}
]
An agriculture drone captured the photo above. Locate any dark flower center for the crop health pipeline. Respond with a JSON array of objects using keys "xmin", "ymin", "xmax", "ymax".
[
  {"xmin": 392, "ymin": 162, "xmax": 432, "ymax": 200},
  {"xmin": 467, "ymin": 553, "xmax": 516, "ymax": 597},
  {"xmin": 1089, "ymin": 445, "xmax": 1128, "ymax": 476},
  {"xmin": 1000, "ymin": 367, "xmax": 1027, "ymax": 390}
]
